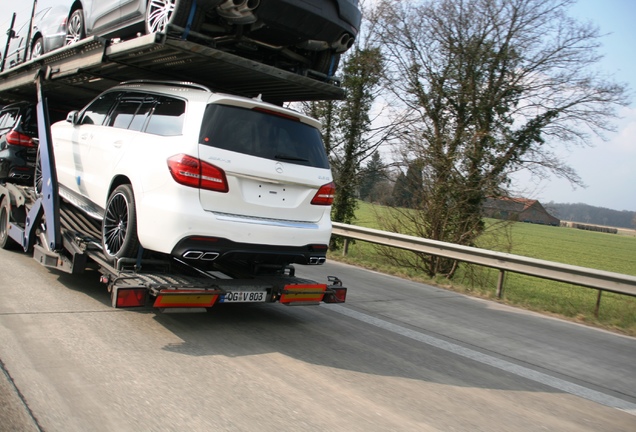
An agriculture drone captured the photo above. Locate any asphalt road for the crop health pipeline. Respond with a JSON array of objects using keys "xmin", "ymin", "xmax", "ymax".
[{"xmin": 1, "ymin": 248, "xmax": 635, "ymax": 431}]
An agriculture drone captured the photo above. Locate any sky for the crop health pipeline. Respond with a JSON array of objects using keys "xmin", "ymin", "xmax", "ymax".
[
  {"xmin": 1, "ymin": 0, "xmax": 635, "ymax": 211},
  {"xmin": 512, "ymin": 0, "xmax": 636, "ymax": 212}
]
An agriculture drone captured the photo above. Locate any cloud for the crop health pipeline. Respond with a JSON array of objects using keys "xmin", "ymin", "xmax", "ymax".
[{"xmin": 612, "ymin": 106, "xmax": 636, "ymax": 153}]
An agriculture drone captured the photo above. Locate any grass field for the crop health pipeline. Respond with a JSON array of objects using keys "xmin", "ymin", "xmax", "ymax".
[{"xmin": 328, "ymin": 202, "xmax": 636, "ymax": 335}]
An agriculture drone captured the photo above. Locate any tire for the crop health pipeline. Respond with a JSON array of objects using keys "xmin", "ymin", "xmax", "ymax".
[
  {"xmin": 0, "ymin": 197, "xmax": 18, "ymax": 250},
  {"xmin": 66, "ymin": 9, "xmax": 85, "ymax": 45},
  {"xmin": 31, "ymin": 37, "xmax": 44, "ymax": 59},
  {"xmin": 102, "ymin": 185, "xmax": 139, "ymax": 262},
  {"xmin": 145, "ymin": 0, "xmax": 203, "ymax": 34}
]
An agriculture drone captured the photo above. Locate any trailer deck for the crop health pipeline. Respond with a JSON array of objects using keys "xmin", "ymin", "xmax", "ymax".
[{"xmin": 0, "ymin": 30, "xmax": 345, "ymax": 110}]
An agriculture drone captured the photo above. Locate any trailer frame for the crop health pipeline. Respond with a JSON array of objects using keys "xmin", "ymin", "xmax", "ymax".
[{"xmin": 0, "ymin": 33, "xmax": 347, "ymax": 311}]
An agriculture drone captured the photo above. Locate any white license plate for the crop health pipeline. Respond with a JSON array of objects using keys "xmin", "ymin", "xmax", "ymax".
[{"xmin": 221, "ymin": 291, "xmax": 267, "ymax": 303}]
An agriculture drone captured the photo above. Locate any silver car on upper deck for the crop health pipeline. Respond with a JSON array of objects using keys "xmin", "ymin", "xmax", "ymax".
[{"xmin": 2, "ymin": 0, "xmax": 361, "ymax": 77}]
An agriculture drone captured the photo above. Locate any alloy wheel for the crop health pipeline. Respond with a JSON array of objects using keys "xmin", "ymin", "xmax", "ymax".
[
  {"xmin": 103, "ymin": 192, "xmax": 129, "ymax": 257},
  {"xmin": 146, "ymin": 0, "xmax": 177, "ymax": 34},
  {"xmin": 66, "ymin": 10, "xmax": 85, "ymax": 45},
  {"xmin": 31, "ymin": 38, "xmax": 43, "ymax": 59}
]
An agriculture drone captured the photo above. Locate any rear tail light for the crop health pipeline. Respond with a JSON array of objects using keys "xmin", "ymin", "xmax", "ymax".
[
  {"xmin": 153, "ymin": 290, "xmax": 219, "ymax": 308},
  {"xmin": 311, "ymin": 182, "xmax": 336, "ymax": 205},
  {"xmin": 323, "ymin": 287, "xmax": 347, "ymax": 303},
  {"xmin": 280, "ymin": 284, "xmax": 327, "ymax": 304},
  {"xmin": 167, "ymin": 154, "xmax": 228, "ymax": 193},
  {"xmin": 115, "ymin": 288, "xmax": 147, "ymax": 308},
  {"xmin": 6, "ymin": 130, "xmax": 35, "ymax": 147}
]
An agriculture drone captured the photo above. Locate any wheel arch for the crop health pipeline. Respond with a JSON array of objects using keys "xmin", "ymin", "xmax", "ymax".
[
  {"xmin": 70, "ymin": 1, "xmax": 84, "ymax": 15},
  {"xmin": 107, "ymin": 175, "xmax": 134, "ymax": 202},
  {"xmin": 68, "ymin": 1, "xmax": 85, "ymax": 31},
  {"xmin": 30, "ymin": 31, "xmax": 44, "ymax": 56},
  {"xmin": 30, "ymin": 31, "xmax": 43, "ymax": 47}
]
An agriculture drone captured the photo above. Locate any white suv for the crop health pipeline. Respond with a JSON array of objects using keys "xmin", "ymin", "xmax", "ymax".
[{"xmin": 50, "ymin": 81, "xmax": 334, "ymax": 267}]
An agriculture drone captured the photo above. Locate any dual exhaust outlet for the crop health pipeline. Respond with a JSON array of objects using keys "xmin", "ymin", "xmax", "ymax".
[
  {"xmin": 182, "ymin": 251, "xmax": 326, "ymax": 265},
  {"xmin": 308, "ymin": 257, "xmax": 326, "ymax": 265},
  {"xmin": 217, "ymin": 0, "xmax": 260, "ymax": 24},
  {"xmin": 182, "ymin": 251, "xmax": 220, "ymax": 261},
  {"xmin": 9, "ymin": 172, "xmax": 32, "ymax": 180}
]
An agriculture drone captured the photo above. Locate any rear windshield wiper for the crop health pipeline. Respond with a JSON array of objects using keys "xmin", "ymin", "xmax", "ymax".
[{"xmin": 275, "ymin": 153, "xmax": 309, "ymax": 162}]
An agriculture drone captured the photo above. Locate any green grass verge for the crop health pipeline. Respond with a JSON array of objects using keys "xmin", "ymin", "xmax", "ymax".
[{"xmin": 329, "ymin": 202, "xmax": 636, "ymax": 336}]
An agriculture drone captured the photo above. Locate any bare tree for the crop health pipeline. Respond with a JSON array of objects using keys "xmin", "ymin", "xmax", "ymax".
[
  {"xmin": 374, "ymin": 0, "xmax": 629, "ymax": 277},
  {"xmin": 301, "ymin": 3, "xmax": 398, "ymax": 249}
]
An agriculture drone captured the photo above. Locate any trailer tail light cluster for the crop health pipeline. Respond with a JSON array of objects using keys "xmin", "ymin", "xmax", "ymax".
[
  {"xmin": 6, "ymin": 130, "xmax": 35, "ymax": 147},
  {"xmin": 280, "ymin": 284, "xmax": 327, "ymax": 305},
  {"xmin": 153, "ymin": 290, "xmax": 219, "ymax": 308},
  {"xmin": 323, "ymin": 287, "xmax": 347, "ymax": 303},
  {"xmin": 114, "ymin": 288, "xmax": 147, "ymax": 308},
  {"xmin": 311, "ymin": 182, "xmax": 336, "ymax": 205},
  {"xmin": 167, "ymin": 154, "xmax": 229, "ymax": 192}
]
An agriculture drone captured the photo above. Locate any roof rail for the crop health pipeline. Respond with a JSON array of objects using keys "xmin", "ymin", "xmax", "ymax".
[{"xmin": 118, "ymin": 80, "xmax": 212, "ymax": 92}]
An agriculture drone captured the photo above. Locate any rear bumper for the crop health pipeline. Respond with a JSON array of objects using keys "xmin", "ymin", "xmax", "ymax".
[
  {"xmin": 135, "ymin": 183, "xmax": 332, "ymax": 265},
  {"xmin": 0, "ymin": 146, "xmax": 36, "ymax": 183},
  {"xmin": 171, "ymin": 236, "xmax": 328, "ymax": 265},
  {"xmin": 251, "ymin": 0, "xmax": 361, "ymax": 46}
]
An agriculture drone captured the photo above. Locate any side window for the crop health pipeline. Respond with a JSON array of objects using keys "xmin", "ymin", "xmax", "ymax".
[
  {"xmin": 109, "ymin": 99, "xmax": 142, "ymax": 130},
  {"xmin": 79, "ymin": 92, "xmax": 119, "ymax": 126},
  {"xmin": 128, "ymin": 100, "xmax": 155, "ymax": 132},
  {"xmin": 145, "ymin": 97, "xmax": 185, "ymax": 136},
  {"xmin": 108, "ymin": 95, "xmax": 156, "ymax": 131}
]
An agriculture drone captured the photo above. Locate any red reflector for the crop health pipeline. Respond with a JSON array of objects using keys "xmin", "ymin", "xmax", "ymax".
[
  {"xmin": 167, "ymin": 154, "xmax": 228, "ymax": 193},
  {"xmin": 188, "ymin": 236, "xmax": 219, "ymax": 242},
  {"xmin": 115, "ymin": 288, "xmax": 147, "ymax": 307},
  {"xmin": 153, "ymin": 290, "xmax": 218, "ymax": 308},
  {"xmin": 279, "ymin": 284, "xmax": 326, "ymax": 304},
  {"xmin": 311, "ymin": 182, "xmax": 336, "ymax": 206},
  {"xmin": 6, "ymin": 130, "xmax": 35, "ymax": 147},
  {"xmin": 323, "ymin": 287, "xmax": 347, "ymax": 303}
]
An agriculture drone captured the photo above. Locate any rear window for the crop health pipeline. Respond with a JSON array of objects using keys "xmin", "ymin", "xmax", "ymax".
[
  {"xmin": 0, "ymin": 106, "xmax": 39, "ymax": 136},
  {"xmin": 0, "ymin": 109, "xmax": 20, "ymax": 130},
  {"xmin": 199, "ymin": 104, "xmax": 330, "ymax": 169}
]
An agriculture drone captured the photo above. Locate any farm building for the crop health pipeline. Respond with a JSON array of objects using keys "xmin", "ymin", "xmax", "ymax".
[{"xmin": 483, "ymin": 197, "xmax": 560, "ymax": 226}]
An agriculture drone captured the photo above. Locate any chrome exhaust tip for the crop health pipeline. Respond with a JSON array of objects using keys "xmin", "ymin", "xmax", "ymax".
[
  {"xmin": 308, "ymin": 256, "xmax": 326, "ymax": 265},
  {"xmin": 201, "ymin": 252, "xmax": 219, "ymax": 261}
]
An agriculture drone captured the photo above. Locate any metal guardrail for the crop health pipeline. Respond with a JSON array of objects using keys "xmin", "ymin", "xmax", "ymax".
[{"xmin": 331, "ymin": 222, "xmax": 636, "ymax": 298}]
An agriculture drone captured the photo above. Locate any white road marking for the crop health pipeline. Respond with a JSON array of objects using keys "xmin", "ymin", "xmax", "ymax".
[{"xmin": 324, "ymin": 304, "xmax": 636, "ymax": 416}]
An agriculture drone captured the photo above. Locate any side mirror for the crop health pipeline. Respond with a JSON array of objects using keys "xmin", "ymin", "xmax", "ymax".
[{"xmin": 66, "ymin": 110, "xmax": 79, "ymax": 125}]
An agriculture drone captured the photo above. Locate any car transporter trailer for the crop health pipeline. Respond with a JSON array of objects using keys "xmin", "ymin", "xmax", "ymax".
[{"xmin": 0, "ymin": 29, "xmax": 347, "ymax": 312}]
